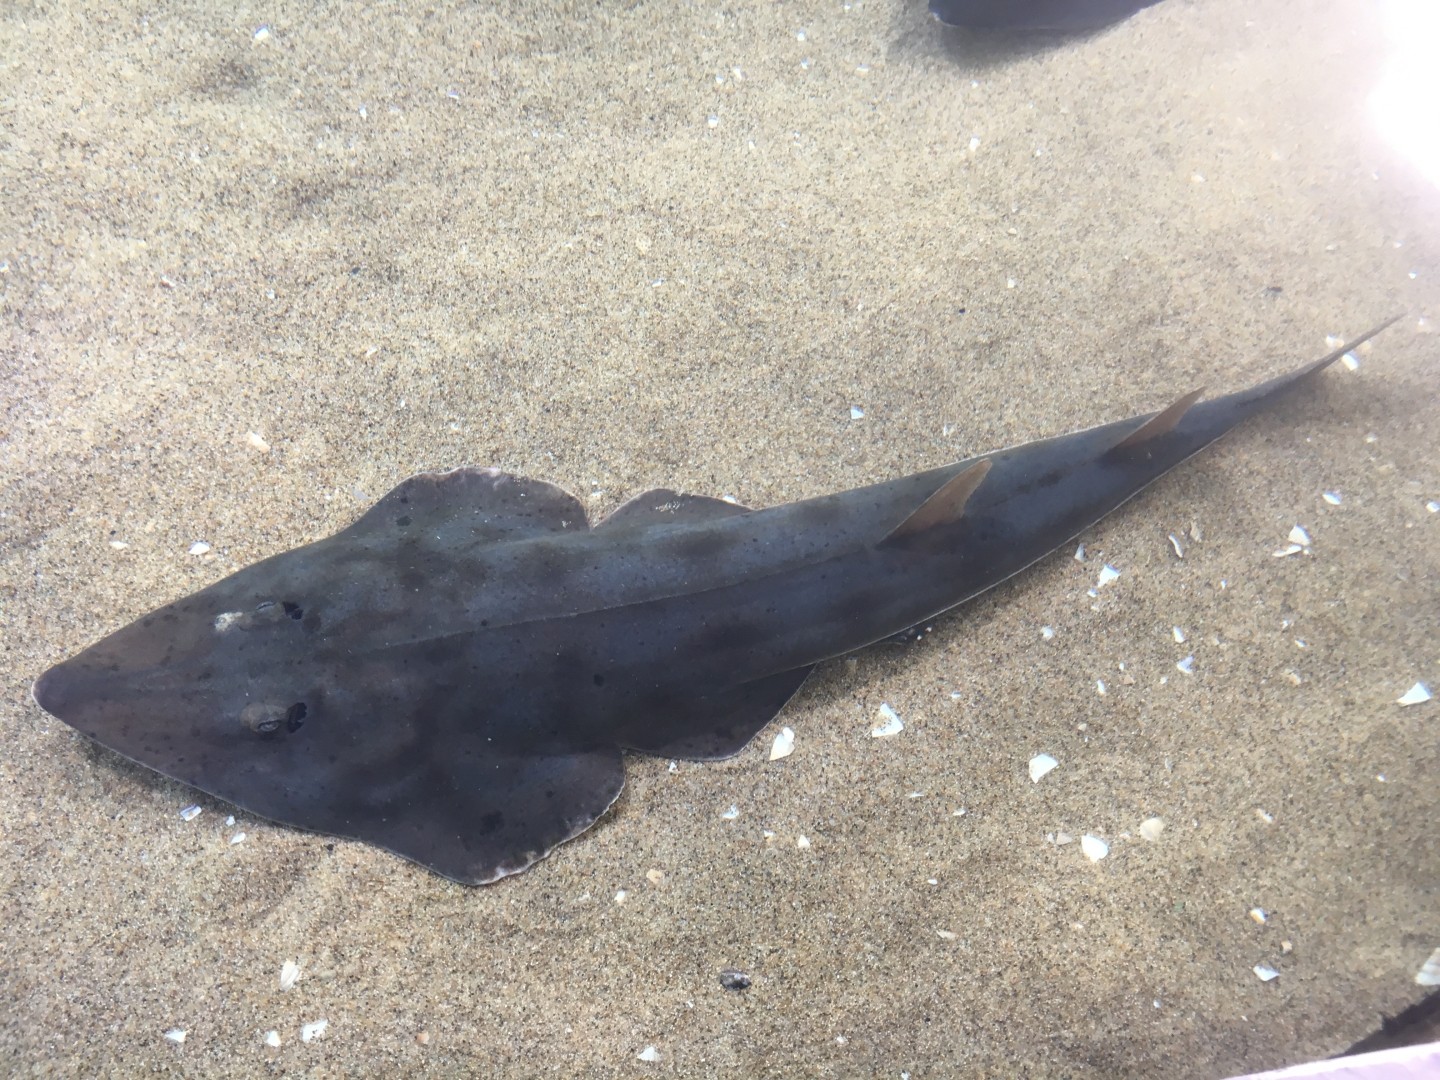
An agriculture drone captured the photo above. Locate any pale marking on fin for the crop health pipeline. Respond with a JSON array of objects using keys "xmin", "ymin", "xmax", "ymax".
[
  {"xmin": 1108, "ymin": 387, "xmax": 1206, "ymax": 454},
  {"xmin": 882, "ymin": 458, "xmax": 993, "ymax": 543}
]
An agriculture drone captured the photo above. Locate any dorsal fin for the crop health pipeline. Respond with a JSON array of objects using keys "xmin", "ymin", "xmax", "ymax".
[
  {"xmin": 881, "ymin": 459, "xmax": 992, "ymax": 545},
  {"xmin": 1107, "ymin": 387, "xmax": 1206, "ymax": 456}
]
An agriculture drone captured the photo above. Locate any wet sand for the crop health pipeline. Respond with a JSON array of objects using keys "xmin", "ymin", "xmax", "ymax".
[{"xmin": 2, "ymin": 0, "xmax": 1436, "ymax": 1075}]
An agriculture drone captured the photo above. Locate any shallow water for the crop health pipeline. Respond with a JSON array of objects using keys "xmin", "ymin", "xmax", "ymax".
[{"xmin": 2, "ymin": 0, "xmax": 1436, "ymax": 1075}]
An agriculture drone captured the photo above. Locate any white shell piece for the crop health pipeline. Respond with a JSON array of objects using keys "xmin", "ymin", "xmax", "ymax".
[
  {"xmin": 870, "ymin": 703, "xmax": 904, "ymax": 738},
  {"xmin": 229, "ymin": 832, "xmax": 246, "ymax": 845},
  {"xmin": 637, "ymin": 1046, "xmax": 660, "ymax": 1062},
  {"xmin": 188, "ymin": 541, "xmax": 211, "ymax": 556},
  {"xmin": 1249, "ymin": 908, "xmax": 1268, "ymax": 924},
  {"xmin": 1172, "ymin": 626, "xmax": 1187, "ymax": 643},
  {"xmin": 850, "ymin": 405, "xmax": 865, "ymax": 420},
  {"xmin": 1096, "ymin": 564, "xmax": 1120, "ymax": 588},
  {"xmin": 1080, "ymin": 834, "xmax": 1109, "ymax": 862},
  {"xmin": 179, "ymin": 805, "xmax": 202, "ymax": 822},
  {"xmin": 264, "ymin": 1031, "xmax": 281, "ymax": 1048},
  {"xmin": 1168, "ymin": 533, "xmax": 1185, "ymax": 558},
  {"xmin": 1322, "ymin": 491, "xmax": 1342, "ymax": 505},
  {"xmin": 769, "ymin": 726, "xmax": 796, "ymax": 760},
  {"xmin": 1139, "ymin": 817, "xmax": 1165, "ymax": 842},
  {"xmin": 1028, "ymin": 753, "xmax": 1059, "ymax": 783},
  {"xmin": 301, "ymin": 1020, "xmax": 328, "ymax": 1043},
  {"xmin": 1041, "ymin": 625, "xmax": 1056, "ymax": 641},
  {"xmin": 721, "ymin": 805, "xmax": 739, "ymax": 820},
  {"xmin": 1253, "ymin": 965, "xmax": 1280, "ymax": 982},
  {"xmin": 1176, "ymin": 655, "xmax": 1196, "ymax": 675},
  {"xmin": 1287, "ymin": 525, "xmax": 1311, "ymax": 547},
  {"xmin": 1415, "ymin": 947, "xmax": 1440, "ymax": 986},
  {"xmin": 1397, "ymin": 682, "xmax": 1432, "ymax": 706},
  {"xmin": 1074, "ymin": 544, "xmax": 1086, "ymax": 562},
  {"xmin": 796, "ymin": 835, "xmax": 811, "ymax": 849},
  {"xmin": 280, "ymin": 959, "xmax": 300, "ymax": 991},
  {"xmin": 164, "ymin": 1029, "xmax": 187, "ymax": 1044}
]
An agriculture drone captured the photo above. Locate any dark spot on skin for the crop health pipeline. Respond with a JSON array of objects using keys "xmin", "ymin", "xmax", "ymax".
[
  {"xmin": 282, "ymin": 601, "xmax": 304, "ymax": 620},
  {"xmin": 478, "ymin": 811, "xmax": 504, "ymax": 834},
  {"xmin": 593, "ymin": 674, "xmax": 605, "ymax": 687},
  {"xmin": 286, "ymin": 702, "xmax": 307, "ymax": 732},
  {"xmin": 396, "ymin": 515, "xmax": 412, "ymax": 527}
]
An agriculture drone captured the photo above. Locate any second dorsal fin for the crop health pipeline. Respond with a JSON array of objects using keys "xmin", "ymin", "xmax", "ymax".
[
  {"xmin": 881, "ymin": 459, "xmax": 992, "ymax": 545},
  {"xmin": 1107, "ymin": 387, "xmax": 1206, "ymax": 457}
]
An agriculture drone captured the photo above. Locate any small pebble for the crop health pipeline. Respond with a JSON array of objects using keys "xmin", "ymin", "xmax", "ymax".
[{"xmin": 719, "ymin": 968, "xmax": 752, "ymax": 991}]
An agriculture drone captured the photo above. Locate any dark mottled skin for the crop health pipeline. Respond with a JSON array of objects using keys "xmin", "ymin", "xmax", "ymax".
[{"xmin": 32, "ymin": 323, "xmax": 1394, "ymax": 884}]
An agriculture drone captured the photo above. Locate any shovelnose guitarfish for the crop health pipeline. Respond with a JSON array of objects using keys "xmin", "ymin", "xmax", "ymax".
[{"xmin": 33, "ymin": 321, "xmax": 1396, "ymax": 884}]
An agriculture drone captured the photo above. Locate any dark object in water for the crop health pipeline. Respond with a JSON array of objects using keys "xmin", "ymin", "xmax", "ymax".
[
  {"xmin": 930, "ymin": 0, "xmax": 1163, "ymax": 31},
  {"xmin": 1338, "ymin": 989, "xmax": 1440, "ymax": 1056},
  {"xmin": 32, "ymin": 320, "xmax": 1397, "ymax": 885}
]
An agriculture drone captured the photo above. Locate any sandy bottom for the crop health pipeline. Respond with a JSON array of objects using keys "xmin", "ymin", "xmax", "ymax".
[{"xmin": 2, "ymin": 0, "xmax": 1436, "ymax": 1075}]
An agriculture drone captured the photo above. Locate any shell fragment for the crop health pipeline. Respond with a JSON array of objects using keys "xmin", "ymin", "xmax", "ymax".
[
  {"xmin": 1397, "ymin": 682, "xmax": 1432, "ymax": 706},
  {"xmin": 1080, "ymin": 834, "xmax": 1109, "ymax": 862},
  {"xmin": 870, "ymin": 703, "xmax": 904, "ymax": 738},
  {"xmin": 1028, "ymin": 753, "xmax": 1059, "ymax": 783}
]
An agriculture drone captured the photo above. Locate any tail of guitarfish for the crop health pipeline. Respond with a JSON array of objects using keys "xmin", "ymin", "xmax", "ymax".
[{"xmin": 856, "ymin": 317, "xmax": 1404, "ymax": 643}]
